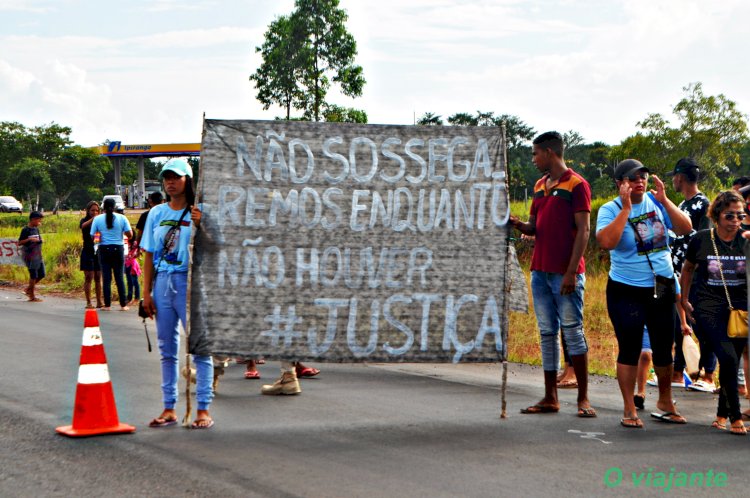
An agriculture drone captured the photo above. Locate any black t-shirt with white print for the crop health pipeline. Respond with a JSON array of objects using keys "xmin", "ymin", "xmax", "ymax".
[
  {"xmin": 685, "ymin": 228, "xmax": 747, "ymax": 312},
  {"xmin": 671, "ymin": 192, "xmax": 709, "ymax": 274}
]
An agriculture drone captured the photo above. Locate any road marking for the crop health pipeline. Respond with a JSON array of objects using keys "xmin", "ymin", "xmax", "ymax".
[{"xmin": 568, "ymin": 429, "xmax": 612, "ymax": 444}]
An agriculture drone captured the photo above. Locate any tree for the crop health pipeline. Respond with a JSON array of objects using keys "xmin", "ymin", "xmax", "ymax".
[
  {"xmin": 8, "ymin": 158, "xmax": 52, "ymax": 211},
  {"xmin": 447, "ymin": 112, "xmax": 477, "ymax": 126},
  {"xmin": 251, "ymin": 0, "xmax": 366, "ymax": 121},
  {"xmin": 0, "ymin": 122, "xmax": 34, "ymax": 190},
  {"xmin": 250, "ymin": 15, "xmax": 306, "ymax": 120},
  {"xmin": 416, "ymin": 112, "xmax": 443, "ymax": 126},
  {"xmin": 49, "ymin": 146, "xmax": 108, "ymax": 213},
  {"xmin": 322, "ymin": 104, "xmax": 367, "ymax": 123},
  {"xmin": 610, "ymin": 82, "xmax": 748, "ymax": 189}
]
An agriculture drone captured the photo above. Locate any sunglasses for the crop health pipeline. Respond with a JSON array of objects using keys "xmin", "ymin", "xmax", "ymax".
[
  {"xmin": 625, "ymin": 172, "xmax": 648, "ymax": 182},
  {"xmin": 723, "ymin": 211, "xmax": 747, "ymax": 221}
]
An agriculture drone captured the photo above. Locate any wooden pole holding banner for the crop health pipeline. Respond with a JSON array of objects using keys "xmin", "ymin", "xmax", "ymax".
[
  {"xmin": 500, "ymin": 122, "xmax": 510, "ymax": 419},
  {"xmin": 181, "ymin": 113, "xmax": 207, "ymax": 427}
]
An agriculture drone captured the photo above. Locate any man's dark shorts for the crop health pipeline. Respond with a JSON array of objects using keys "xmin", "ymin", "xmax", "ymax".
[{"xmin": 27, "ymin": 261, "xmax": 46, "ymax": 280}]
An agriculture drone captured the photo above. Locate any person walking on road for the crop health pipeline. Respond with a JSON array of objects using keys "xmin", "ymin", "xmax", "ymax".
[
  {"xmin": 90, "ymin": 198, "xmax": 132, "ymax": 311},
  {"xmin": 510, "ymin": 131, "xmax": 596, "ymax": 418},
  {"xmin": 141, "ymin": 158, "xmax": 214, "ymax": 429},
  {"xmin": 680, "ymin": 190, "xmax": 749, "ymax": 435}
]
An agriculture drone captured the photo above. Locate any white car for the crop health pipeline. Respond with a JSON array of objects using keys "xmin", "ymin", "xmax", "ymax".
[
  {"xmin": 102, "ymin": 194, "xmax": 126, "ymax": 212},
  {"xmin": 0, "ymin": 196, "xmax": 23, "ymax": 213}
]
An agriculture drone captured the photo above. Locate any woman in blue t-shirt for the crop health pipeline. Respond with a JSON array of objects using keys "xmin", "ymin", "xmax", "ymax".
[
  {"xmin": 681, "ymin": 190, "xmax": 748, "ymax": 435},
  {"xmin": 596, "ymin": 159, "xmax": 692, "ymax": 428},
  {"xmin": 90, "ymin": 197, "xmax": 132, "ymax": 311},
  {"xmin": 141, "ymin": 158, "xmax": 213, "ymax": 429}
]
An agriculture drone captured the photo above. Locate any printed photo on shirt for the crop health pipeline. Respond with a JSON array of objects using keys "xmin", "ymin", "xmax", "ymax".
[
  {"xmin": 707, "ymin": 255, "xmax": 746, "ymax": 286},
  {"xmin": 630, "ymin": 211, "xmax": 668, "ymax": 255}
]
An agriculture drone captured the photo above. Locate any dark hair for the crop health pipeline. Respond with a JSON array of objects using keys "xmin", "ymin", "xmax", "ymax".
[
  {"xmin": 732, "ymin": 176, "xmax": 750, "ymax": 188},
  {"xmin": 164, "ymin": 176, "xmax": 195, "ymax": 207},
  {"xmin": 709, "ymin": 190, "xmax": 744, "ymax": 223},
  {"xmin": 85, "ymin": 200, "xmax": 100, "ymax": 220},
  {"xmin": 148, "ymin": 192, "xmax": 163, "ymax": 205},
  {"xmin": 532, "ymin": 131, "xmax": 564, "ymax": 157},
  {"xmin": 103, "ymin": 197, "xmax": 116, "ymax": 229}
]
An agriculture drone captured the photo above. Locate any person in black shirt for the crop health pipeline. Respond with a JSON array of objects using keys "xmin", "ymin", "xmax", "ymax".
[
  {"xmin": 668, "ymin": 158, "xmax": 713, "ymax": 390},
  {"xmin": 681, "ymin": 190, "xmax": 748, "ymax": 435},
  {"xmin": 80, "ymin": 201, "xmax": 103, "ymax": 308}
]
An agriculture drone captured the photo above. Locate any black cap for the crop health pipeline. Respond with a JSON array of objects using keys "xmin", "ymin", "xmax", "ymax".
[
  {"xmin": 614, "ymin": 159, "xmax": 649, "ymax": 180},
  {"xmin": 29, "ymin": 211, "xmax": 44, "ymax": 219},
  {"xmin": 667, "ymin": 157, "xmax": 700, "ymax": 179}
]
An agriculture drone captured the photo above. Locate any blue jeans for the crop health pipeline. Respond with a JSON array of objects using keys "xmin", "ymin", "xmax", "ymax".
[
  {"xmin": 125, "ymin": 269, "xmax": 140, "ymax": 301},
  {"xmin": 531, "ymin": 271, "xmax": 587, "ymax": 371},
  {"xmin": 153, "ymin": 272, "xmax": 213, "ymax": 410}
]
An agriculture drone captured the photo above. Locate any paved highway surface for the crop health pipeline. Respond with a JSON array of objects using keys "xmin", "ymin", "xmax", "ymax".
[{"xmin": 1, "ymin": 287, "xmax": 748, "ymax": 497}]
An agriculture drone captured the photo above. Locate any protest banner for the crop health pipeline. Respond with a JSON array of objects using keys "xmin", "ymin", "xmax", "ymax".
[
  {"xmin": 190, "ymin": 119, "xmax": 527, "ymax": 363},
  {"xmin": 0, "ymin": 238, "xmax": 24, "ymax": 266}
]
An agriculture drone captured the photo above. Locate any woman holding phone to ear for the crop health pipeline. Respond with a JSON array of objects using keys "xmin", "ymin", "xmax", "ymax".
[
  {"xmin": 596, "ymin": 159, "xmax": 692, "ymax": 428},
  {"xmin": 141, "ymin": 158, "xmax": 214, "ymax": 429}
]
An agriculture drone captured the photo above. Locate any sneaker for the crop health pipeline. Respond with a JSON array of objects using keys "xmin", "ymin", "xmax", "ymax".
[
  {"xmin": 261, "ymin": 372, "xmax": 301, "ymax": 395},
  {"xmin": 646, "ymin": 376, "xmax": 658, "ymax": 387}
]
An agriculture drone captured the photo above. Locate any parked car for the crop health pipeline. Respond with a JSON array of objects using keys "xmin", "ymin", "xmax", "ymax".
[
  {"xmin": 102, "ymin": 194, "xmax": 126, "ymax": 213},
  {"xmin": 0, "ymin": 196, "xmax": 23, "ymax": 213}
]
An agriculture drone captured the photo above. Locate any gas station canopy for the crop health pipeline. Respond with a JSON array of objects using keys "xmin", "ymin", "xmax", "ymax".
[{"xmin": 92, "ymin": 142, "xmax": 200, "ymax": 158}]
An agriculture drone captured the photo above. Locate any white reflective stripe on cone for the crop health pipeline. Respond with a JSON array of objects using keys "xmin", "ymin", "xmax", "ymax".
[
  {"xmin": 77, "ymin": 364, "xmax": 111, "ymax": 384},
  {"xmin": 81, "ymin": 327, "xmax": 103, "ymax": 346}
]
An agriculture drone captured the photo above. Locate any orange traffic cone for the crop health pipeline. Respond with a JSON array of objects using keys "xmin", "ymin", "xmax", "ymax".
[{"xmin": 56, "ymin": 309, "xmax": 135, "ymax": 437}]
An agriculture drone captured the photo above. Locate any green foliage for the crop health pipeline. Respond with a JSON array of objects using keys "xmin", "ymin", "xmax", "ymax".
[
  {"xmin": 8, "ymin": 158, "xmax": 52, "ymax": 210},
  {"xmin": 322, "ymin": 104, "xmax": 368, "ymax": 123},
  {"xmin": 251, "ymin": 0, "xmax": 366, "ymax": 121},
  {"xmin": 416, "ymin": 112, "xmax": 443, "ymax": 126},
  {"xmin": 609, "ymin": 82, "xmax": 749, "ymax": 189},
  {"xmin": 49, "ymin": 146, "xmax": 108, "ymax": 212}
]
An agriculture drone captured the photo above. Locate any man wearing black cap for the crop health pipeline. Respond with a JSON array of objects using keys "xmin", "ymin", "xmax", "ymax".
[{"xmin": 668, "ymin": 158, "xmax": 714, "ymax": 392}]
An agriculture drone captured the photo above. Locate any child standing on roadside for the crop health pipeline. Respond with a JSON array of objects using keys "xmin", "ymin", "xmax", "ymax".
[
  {"xmin": 18, "ymin": 211, "xmax": 45, "ymax": 302},
  {"xmin": 124, "ymin": 241, "xmax": 141, "ymax": 304}
]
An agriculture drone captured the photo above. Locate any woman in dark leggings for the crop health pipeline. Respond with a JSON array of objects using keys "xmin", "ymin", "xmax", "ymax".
[
  {"xmin": 681, "ymin": 190, "xmax": 748, "ymax": 435},
  {"xmin": 596, "ymin": 159, "xmax": 692, "ymax": 428}
]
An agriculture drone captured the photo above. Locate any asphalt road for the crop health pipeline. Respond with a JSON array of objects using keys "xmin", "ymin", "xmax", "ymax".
[{"xmin": 1, "ymin": 287, "xmax": 748, "ymax": 497}]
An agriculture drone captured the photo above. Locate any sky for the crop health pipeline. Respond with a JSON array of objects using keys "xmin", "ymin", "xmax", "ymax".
[{"xmin": 0, "ymin": 0, "xmax": 748, "ymax": 148}]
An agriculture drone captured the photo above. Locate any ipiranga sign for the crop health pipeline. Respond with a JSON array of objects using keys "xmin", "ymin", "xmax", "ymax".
[{"xmin": 191, "ymin": 119, "xmax": 527, "ymax": 363}]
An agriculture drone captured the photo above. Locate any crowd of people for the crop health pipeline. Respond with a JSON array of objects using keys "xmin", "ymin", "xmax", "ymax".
[
  {"xmin": 510, "ymin": 131, "xmax": 750, "ymax": 435},
  {"xmin": 15, "ymin": 136, "xmax": 750, "ymax": 434}
]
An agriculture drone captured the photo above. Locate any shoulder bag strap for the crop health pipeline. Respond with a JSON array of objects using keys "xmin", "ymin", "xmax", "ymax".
[
  {"xmin": 153, "ymin": 206, "xmax": 191, "ymax": 273},
  {"xmin": 709, "ymin": 228, "xmax": 735, "ymax": 310}
]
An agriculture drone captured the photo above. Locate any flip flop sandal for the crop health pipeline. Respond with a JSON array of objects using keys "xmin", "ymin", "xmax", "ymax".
[
  {"xmin": 520, "ymin": 404, "xmax": 559, "ymax": 414},
  {"xmin": 244, "ymin": 370, "xmax": 261, "ymax": 379},
  {"xmin": 148, "ymin": 417, "xmax": 178, "ymax": 428},
  {"xmin": 711, "ymin": 419, "xmax": 727, "ymax": 430},
  {"xmin": 650, "ymin": 411, "xmax": 687, "ymax": 424},
  {"xmin": 729, "ymin": 423, "xmax": 747, "ymax": 436},
  {"xmin": 191, "ymin": 418, "xmax": 214, "ymax": 430},
  {"xmin": 620, "ymin": 417, "xmax": 643, "ymax": 428},
  {"xmin": 577, "ymin": 407, "xmax": 597, "ymax": 418}
]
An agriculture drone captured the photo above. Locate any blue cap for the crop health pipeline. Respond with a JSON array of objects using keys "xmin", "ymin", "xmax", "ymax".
[{"xmin": 159, "ymin": 158, "xmax": 193, "ymax": 179}]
